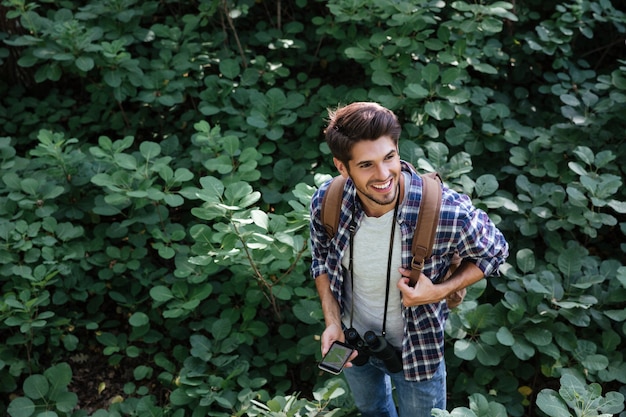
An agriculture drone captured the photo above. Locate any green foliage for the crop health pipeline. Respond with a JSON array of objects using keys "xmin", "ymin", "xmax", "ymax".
[
  {"xmin": 246, "ymin": 378, "xmax": 355, "ymax": 416},
  {"xmin": 537, "ymin": 372, "xmax": 624, "ymax": 417},
  {"xmin": 7, "ymin": 363, "xmax": 77, "ymax": 417},
  {"xmin": 1, "ymin": 0, "xmax": 625, "ymax": 416}
]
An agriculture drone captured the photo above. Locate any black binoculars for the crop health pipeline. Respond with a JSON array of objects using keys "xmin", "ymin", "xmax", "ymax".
[{"xmin": 344, "ymin": 327, "xmax": 403, "ymax": 373}]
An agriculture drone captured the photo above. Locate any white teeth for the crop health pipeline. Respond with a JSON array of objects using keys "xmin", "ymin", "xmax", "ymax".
[{"xmin": 372, "ymin": 180, "xmax": 391, "ymax": 190}]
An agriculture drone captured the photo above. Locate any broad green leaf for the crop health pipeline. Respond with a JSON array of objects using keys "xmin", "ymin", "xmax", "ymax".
[
  {"xmin": 471, "ymin": 62, "xmax": 498, "ymax": 74},
  {"xmin": 581, "ymin": 354, "xmax": 609, "ymax": 372},
  {"xmin": 425, "ymin": 101, "xmax": 455, "ymax": 120},
  {"xmin": 557, "ymin": 245, "xmax": 585, "ymax": 276},
  {"xmin": 20, "ymin": 178, "xmax": 39, "ymax": 196},
  {"xmin": 292, "ymin": 299, "xmax": 322, "ymax": 324},
  {"xmin": 75, "ymin": 56, "xmax": 94, "ymax": 72},
  {"xmin": 496, "ymin": 327, "xmax": 514, "ymax": 346},
  {"xmin": 344, "ymin": 46, "xmax": 371, "ymax": 61},
  {"xmin": 114, "ymin": 153, "xmax": 137, "ymax": 170},
  {"xmin": 422, "ymin": 63, "xmax": 439, "ymax": 84},
  {"xmin": 474, "ymin": 174, "xmax": 498, "ymax": 197},
  {"xmin": 516, "ymin": 249, "xmax": 535, "ymax": 274},
  {"xmin": 211, "ymin": 318, "xmax": 232, "ymax": 340},
  {"xmin": 222, "ymin": 135, "xmax": 239, "ymax": 157},
  {"xmin": 133, "ymin": 365, "xmax": 152, "ymax": 380},
  {"xmin": 454, "ymin": 339, "xmax": 477, "ymax": 360},
  {"xmin": 53, "ymin": 391, "xmax": 78, "ymax": 412},
  {"xmin": 266, "ymin": 88, "xmax": 287, "ymax": 112},
  {"xmin": 129, "ymin": 312, "xmax": 149, "ymax": 327},
  {"xmin": 243, "ymin": 321, "xmax": 269, "ymax": 337},
  {"xmin": 511, "ymin": 337, "xmax": 535, "ymax": 360},
  {"xmin": 197, "ymin": 176, "xmax": 224, "ymax": 202},
  {"xmin": 219, "ymin": 58, "xmax": 240, "ymax": 79},
  {"xmin": 251, "ymin": 209, "xmax": 269, "ymax": 230},
  {"xmin": 536, "ymin": 389, "xmax": 571, "ymax": 417},
  {"xmin": 7, "ymin": 397, "xmax": 36, "ymax": 417},
  {"xmin": 140, "ymin": 141, "xmax": 161, "ymax": 160},
  {"xmin": 372, "ymin": 70, "xmax": 393, "ymax": 86},
  {"xmin": 23, "ymin": 374, "xmax": 49, "ymax": 399},
  {"xmin": 524, "ymin": 327, "xmax": 552, "ymax": 346},
  {"xmin": 271, "ymin": 285, "xmax": 293, "ymax": 301},
  {"xmin": 573, "ymin": 146, "xmax": 594, "ymax": 165}
]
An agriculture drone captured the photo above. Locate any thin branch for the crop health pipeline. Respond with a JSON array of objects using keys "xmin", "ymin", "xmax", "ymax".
[{"xmin": 221, "ymin": 0, "xmax": 248, "ymax": 68}]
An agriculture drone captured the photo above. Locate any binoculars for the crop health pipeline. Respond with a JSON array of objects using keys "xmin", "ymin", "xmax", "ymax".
[{"xmin": 344, "ymin": 327, "xmax": 403, "ymax": 373}]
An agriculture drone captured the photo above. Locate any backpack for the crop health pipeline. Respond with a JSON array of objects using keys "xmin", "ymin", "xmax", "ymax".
[{"xmin": 320, "ymin": 171, "xmax": 466, "ymax": 308}]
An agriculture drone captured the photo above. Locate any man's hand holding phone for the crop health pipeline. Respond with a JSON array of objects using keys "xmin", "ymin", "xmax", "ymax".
[{"xmin": 318, "ymin": 340, "xmax": 356, "ymax": 375}]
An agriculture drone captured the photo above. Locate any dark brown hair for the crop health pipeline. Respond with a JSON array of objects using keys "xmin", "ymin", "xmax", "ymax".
[{"xmin": 324, "ymin": 102, "xmax": 401, "ymax": 164}]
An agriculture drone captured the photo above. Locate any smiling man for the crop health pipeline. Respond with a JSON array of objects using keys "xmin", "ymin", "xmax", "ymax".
[{"xmin": 309, "ymin": 102, "xmax": 509, "ymax": 417}]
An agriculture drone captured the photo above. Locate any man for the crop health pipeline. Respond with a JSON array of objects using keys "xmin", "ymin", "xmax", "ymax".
[{"xmin": 309, "ymin": 102, "xmax": 509, "ymax": 417}]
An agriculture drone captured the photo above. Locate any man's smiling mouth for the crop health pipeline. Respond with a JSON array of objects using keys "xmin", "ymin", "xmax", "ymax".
[{"xmin": 372, "ymin": 180, "xmax": 392, "ymax": 190}]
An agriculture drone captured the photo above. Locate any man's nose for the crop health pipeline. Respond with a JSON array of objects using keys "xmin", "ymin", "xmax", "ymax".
[{"xmin": 375, "ymin": 163, "xmax": 389, "ymax": 179}]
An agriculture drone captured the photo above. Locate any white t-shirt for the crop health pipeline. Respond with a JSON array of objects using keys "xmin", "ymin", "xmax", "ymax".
[{"xmin": 341, "ymin": 174, "xmax": 409, "ymax": 349}]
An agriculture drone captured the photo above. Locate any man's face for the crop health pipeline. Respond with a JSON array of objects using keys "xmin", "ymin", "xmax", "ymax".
[{"xmin": 334, "ymin": 135, "xmax": 401, "ymax": 217}]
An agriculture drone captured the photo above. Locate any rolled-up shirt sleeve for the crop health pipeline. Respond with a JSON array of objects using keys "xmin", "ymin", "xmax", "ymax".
[
  {"xmin": 454, "ymin": 193, "xmax": 509, "ymax": 277},
  {"xmin": 309, "ymin": 184, "xmax": 330, "ymax": 280}
]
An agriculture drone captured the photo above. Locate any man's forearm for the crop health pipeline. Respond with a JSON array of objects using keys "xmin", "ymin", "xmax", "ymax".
[
  {"xmin": 315, "ymin": 273, "xmax": 342, "ymax": 328},
  {"xmin": 443, "ymin": 261, "xmax": 484, "ymax": 294}
]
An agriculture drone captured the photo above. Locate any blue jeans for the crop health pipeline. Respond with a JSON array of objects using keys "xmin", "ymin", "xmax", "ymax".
[{"xmin": 343, "ymin": 355, "xmax": 446, "ymax": 417}]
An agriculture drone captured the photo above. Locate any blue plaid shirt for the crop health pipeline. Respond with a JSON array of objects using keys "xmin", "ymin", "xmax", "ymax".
[{"xmin": 310, "ymin": 161, "xmax": 509, "ymax": 381}]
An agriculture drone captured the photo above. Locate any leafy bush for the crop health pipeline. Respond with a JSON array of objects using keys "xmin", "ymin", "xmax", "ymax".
[{"xmin": 1, "ymin": 0, "xmax": 625, "ymax": 416}]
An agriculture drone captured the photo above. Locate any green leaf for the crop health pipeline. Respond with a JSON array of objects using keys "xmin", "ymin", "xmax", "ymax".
[
  {"xmin": 140, "ymin": 141, "xmax": 161, "ymax": 160},
  {"xmin": 581, "ymin": 354, "xmax": 609, "ymax": 372},
  {"xmin": 536, "ymin": 389, "xmax": 571, "ymax": 417},
  {"xmin": 425, "ymin": 101, "xmax": 455, "ymax": 120},
  {"xmin": 573, "ymin": 146, "xmax": 594, "ymax": 165},
  {"xmin": 496, "ymin": 327, "xmax": 514, "ymax": 346},
  {"xmin": 219, "ymin": 58, "xmax": 240, "ymax": 79},
  {"xmin": 292, "ymin": 299, "xmax": 322, "ymax": 324},
  {"xmin": 222, "ymin": 135, "xmax": 239, "ymax": 157},
  {"xmin": 474, "ymin": 174, "xmax": 498, "ymax": 197},
  {"xmin": 454, "ymin": 339, "xmax": 477, "ymax": 360},
  {"xmin": 44, "ymin": 362, "xmax": 72, "ymax": 393},
  {"xmin": 23, "ymin": 374, "xmax": 49, "ymax": 399},
  {"xmin": 114, "ymin": 153, "xmax": 137, "ymax": 170},
  {"xmin": 197, "ymin": 176, "xmax": 224, "ymax": 203},
  {"xmin": 211, "ymin": 318, "xmax": 232, "ymax": 340},
  {"xmin": 404, "ymin": 83, "xmax": 429, "ymax": 99},
  {"xmin": 524, "ymin": 327, "xmax": 552, "ymax": 346},
  {"xmin": 129, "ymin": 312, "xmax": 149, "ymax": 327},
  {"xmin": 53, "ymin": 391, "xmax": 78, "ymax": 412},
  {"xmin": 189, "ymin": 335, "xmax": 212, "ymax": 360},
  {"xmin": 422, "ymin": 63, "xmax": 439, "ymax": 84},
  {"xmin": 75, "ymin": 56, "xmax": 94, "ymax": 72},
  {"xmin": 244, "ymin": 321, "xmax": 269, "ymax": 337},
  {"xmin": 20, "ymin": 178, "xmax": 39, "ymax": 196},
  {"xmin": 7, "ymin": 397, "xmax": 36, "ymax": 417},
  {"xmin": 372, "ymin": 70, "xmax": 393, "ymax": 86},
  {"xmin": 557, "ymin": 244, "xmax": 585, "ymax": 276},
  {"xmin": 133, "ymin": 365, "xmax": 153, "ymax": 380}
]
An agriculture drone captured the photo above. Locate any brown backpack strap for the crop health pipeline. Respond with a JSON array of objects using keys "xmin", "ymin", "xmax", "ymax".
[
  {"xmin": 321, "ymin": 176, "xmax": 347, "ymax": 240},
  {"xmin": 409, "ymin": 172, "xmax": 442, "ymax": 285}
]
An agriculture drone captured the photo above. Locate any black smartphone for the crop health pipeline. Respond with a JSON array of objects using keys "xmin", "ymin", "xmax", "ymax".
[{"xmin": 318, "ymin": 341, "xmax": 355, "ymax": 375}]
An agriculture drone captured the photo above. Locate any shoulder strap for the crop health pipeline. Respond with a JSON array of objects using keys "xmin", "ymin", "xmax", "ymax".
[
  {"xmin": 321, "ymin": 176, "xmax": 347, "ymax": 240},
  {"xmin": 321, "ymin": 170, "xmax": 441, "ymax": 250},
  {"xmin": 409, "ymin": 172, "xmax": 442, "ymax": 283}
]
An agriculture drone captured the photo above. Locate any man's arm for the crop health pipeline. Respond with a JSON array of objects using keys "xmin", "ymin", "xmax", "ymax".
[
  {"xmin": 315, "ymin": 273, "xmax": 345, "ymax": 355},
  {"xmin": 397, "ymin": 262, "xmax": 484, "ymax": 307}
]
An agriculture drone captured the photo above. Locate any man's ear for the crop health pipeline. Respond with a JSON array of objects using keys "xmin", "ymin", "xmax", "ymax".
[{"xmin": 333, "ymin": 157, "xmax": 350, "ymax": 178}]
